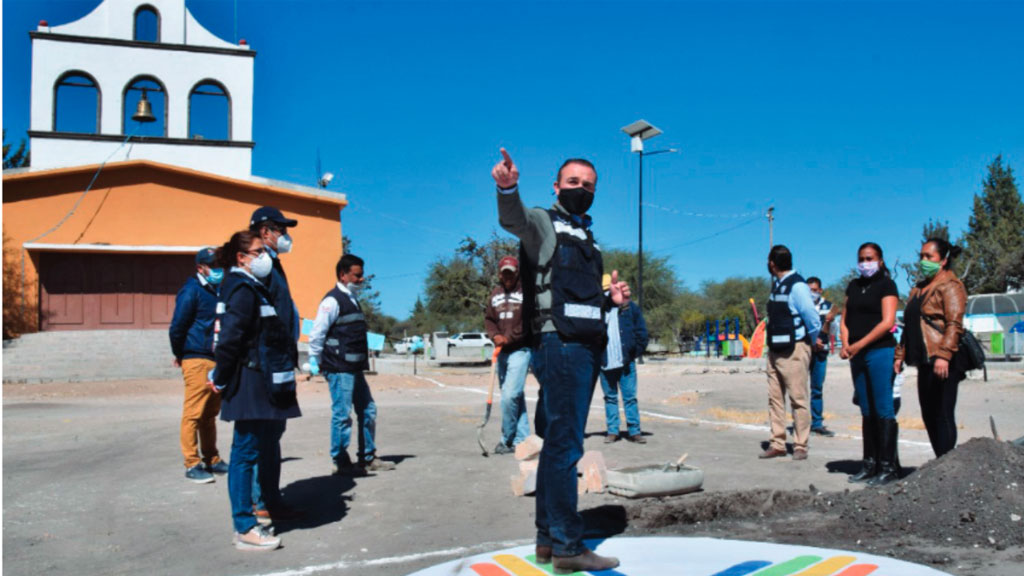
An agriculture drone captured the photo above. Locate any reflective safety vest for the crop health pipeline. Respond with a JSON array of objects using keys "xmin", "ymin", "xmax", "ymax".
[
  {"xmin": 217, "ymin": 274, "xmax": 297, "ymax": 407},
  {"xmin": 527, "ymin": 209, "xmax": 605, "ymax": 343},
  {"xmin": 767, "ymin": 272, "xmax": 809, "ymax": 352},
  {"xmin": 319, "ymin": 286, "xmax": 369, "ymax": 373}
]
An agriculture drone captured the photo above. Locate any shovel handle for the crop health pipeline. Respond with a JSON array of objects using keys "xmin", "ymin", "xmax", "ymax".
[{"xmin": 485, "ymin": 346, "xmax": 502, "ymax": 404}]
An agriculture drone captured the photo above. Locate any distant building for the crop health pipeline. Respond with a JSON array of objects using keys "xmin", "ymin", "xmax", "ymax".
[{"xmin": 3, "ymin": 0, "xmax": 347, "ymax": 335}]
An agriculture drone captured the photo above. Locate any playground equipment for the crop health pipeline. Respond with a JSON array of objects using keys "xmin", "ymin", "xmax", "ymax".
[{"xmin": 700, "ymin": 318, "xmax": 745, "ymax": 360}]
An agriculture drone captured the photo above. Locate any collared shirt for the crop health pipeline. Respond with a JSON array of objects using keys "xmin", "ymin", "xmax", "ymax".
[
  {"xmin": 308, "ymin": 283, "xmax": 360, "ymax": 360},
  {"xmin": 778, "ymin": 270, "xmax": 822, "ymax": 345},
  {"xmin": 602, "ymin": 307, "xmax": 624, "ymax": 371}
]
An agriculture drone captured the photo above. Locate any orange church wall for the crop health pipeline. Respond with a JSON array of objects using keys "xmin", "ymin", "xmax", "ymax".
[{"xmin": 3, "ymin": 161, "xmax": 347, "ymax": 337}]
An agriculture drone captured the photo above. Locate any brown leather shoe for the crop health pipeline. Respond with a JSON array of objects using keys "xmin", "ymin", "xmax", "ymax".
[
  {"xmin": 552, "ymin": 549, "xmax": 620, "ymax": 574},
  {"xmin": 604, "ymin": 434, "xmax": 619, "ymax": 444},
  {"xmin": 758, "ymin": 447, "xmax": 787, "ymax": 459},
  {"xmin": 793, "ymin": 449, "xmax": 808, "ymax": 461},
  {"xmin": 626, "ymin": 434, "xmax": 647, "ymax": 444},
  {"xmin": 535, "ymin": 545, "xmax": 552, "ymax": 564}
]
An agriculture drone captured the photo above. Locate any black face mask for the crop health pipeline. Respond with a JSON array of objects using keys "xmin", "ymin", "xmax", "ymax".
[{"xmin": 558, "ymin": 187, "xmax": 594, "ymax": 215}]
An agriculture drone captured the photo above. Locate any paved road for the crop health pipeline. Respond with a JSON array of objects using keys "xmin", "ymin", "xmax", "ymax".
[{"xmin": 3, "ymin": 360, "xmax": 1022, "ymax": 575}]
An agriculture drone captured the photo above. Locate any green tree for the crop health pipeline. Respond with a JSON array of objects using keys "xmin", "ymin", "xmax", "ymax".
[
  {"xmin": 600, "ymin": 248, "xmax": 689, "ymax": 346},
  {"xmin": 962, "ymin": 156, "xmax": 1024, "ymax": 293},
  {"xmin": 700, "ymin": 276, "xmax": 771, "ymax": 333},
  {"xmin": 3, "ymin": 130, "xmax": 30, "ymax": 169}
]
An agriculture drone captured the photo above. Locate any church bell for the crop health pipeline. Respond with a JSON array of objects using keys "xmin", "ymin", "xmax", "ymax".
[{"xmin": 132, "ymin": 90, "xmax": 156, "ymax": 123}]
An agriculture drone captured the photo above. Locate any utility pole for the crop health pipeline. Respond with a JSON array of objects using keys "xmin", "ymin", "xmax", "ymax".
[{"xmin": 766, "ymin": 206, "xmax": 775, "ymax": 249}]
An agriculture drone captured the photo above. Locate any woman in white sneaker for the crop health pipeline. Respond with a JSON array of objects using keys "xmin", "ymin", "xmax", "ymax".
[{"xmin": 212, "ymin": 230, "xmax": 301, "ymax": 551}]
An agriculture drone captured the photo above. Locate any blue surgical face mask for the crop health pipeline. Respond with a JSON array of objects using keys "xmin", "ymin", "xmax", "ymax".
[{"xmin": 205, "ymin": 268, "xmax": 224, "ymax": 285}]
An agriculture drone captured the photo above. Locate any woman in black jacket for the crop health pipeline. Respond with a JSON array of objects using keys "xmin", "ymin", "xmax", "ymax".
[{"xmin": 213, "ymin": 230, "xmax": 301, "ymax": 551}]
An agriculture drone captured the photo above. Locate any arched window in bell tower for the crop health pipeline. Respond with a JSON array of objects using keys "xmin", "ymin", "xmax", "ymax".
[
  {"xmin": 122, "ymin": 75, "xmax": 167, "ymax": 137},
  {"xmin": 133, "ymin": 5, "xmax": 160, "ymax": 42},
  {"xmin": 188, "ymin": 80, "xmax": 231, "ymax": 141},
  {"xmin": 53, "ymin": 71, "xmax": 101, "ymax": 134}
]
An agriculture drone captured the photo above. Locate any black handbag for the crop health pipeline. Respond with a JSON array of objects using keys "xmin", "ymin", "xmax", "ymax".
[{"xmin": 923, "ymin": 316, "xmax": 986, "ymax": 371}]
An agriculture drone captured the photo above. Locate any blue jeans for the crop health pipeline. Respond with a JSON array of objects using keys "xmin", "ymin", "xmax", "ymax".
[
  {"xmin": 498, "ymin": 347, "xmax": 532, "ymax": 447},
  {"xmin": 532, "ymin": 332, "xmax": 601, "ymax": 557},
  {"xmin": 849, "ymin": 346, "xmax": 896, "ymax": 419},
  {"xmin": 809, "ymin": 354, "xmax": 828, "ymax": 429},
  {"xmin": 229, "ymin": 420, "xmax": 279, "ymax": 533},
  {"xmin": 249, "ymin": 420, "xmax": 285, "ymax": 510},
  {"xmin": 326, "ymin": 371, "xmax": 378, "ymax": 463},
  {"xmin": 600, "ymin": 361, "xmax": 641, "ymax": 437}
]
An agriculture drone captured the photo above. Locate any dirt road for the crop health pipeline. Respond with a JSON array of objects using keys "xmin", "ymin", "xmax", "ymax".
[{"xmin": 3, "ymin": 357, "xmax": 1022, "ymax": 575}]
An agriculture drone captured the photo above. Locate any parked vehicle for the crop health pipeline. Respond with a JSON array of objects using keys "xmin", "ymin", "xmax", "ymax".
[
  {"xmin": 393, "ymin": 336, "xmax": 424, "ymax": 355},
  {"xmin": 447, "ymin": 332, "xmax": 494, "ymax": 349}
]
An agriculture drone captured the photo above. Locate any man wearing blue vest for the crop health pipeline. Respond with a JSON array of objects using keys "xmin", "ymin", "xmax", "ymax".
[
  {"xmin": 248, "ymin": 206, "xmax": 302, "ymax": 519},
  {"xmin": 806, "ymin": 276, "xmax": 838, "ymax": 437},
  {"xmin": 761, "ymin": 245, "xmax": 821, "ymax": 461},
  {"xmin": 492, "ymin": 148, "xmax": 626, "ymax": 574},
  {"xmin": 308, "ymin": 254, "xmax": 395, "ymax": 474},
  {"xmin": 169, "ymin": 247, "xmax": 226, "ymax": 483}
]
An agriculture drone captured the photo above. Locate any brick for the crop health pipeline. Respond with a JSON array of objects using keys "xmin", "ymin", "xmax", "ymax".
[
  {"xmin": 578, "ymin": 450, "xmax": 607, "ymax": 494},
  {"xmin": 514, "ymin": 435, "xmax": 543, "ymax": 461},
  {"xmin": 511, "ymin": 474, "xmax": 526, "ymax": 497},
  {"xmin": 519, "ymin": 460, "xmax": 539, "ymax": 476}
]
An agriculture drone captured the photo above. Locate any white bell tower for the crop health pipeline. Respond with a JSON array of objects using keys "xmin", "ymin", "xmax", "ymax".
[{"xmin": 28, "ymin": 0, "xmax": 255, "ymax": 178}]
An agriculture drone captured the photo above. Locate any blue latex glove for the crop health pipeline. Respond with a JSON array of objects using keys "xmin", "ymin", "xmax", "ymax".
[{"xmin": 309, "ymin": 356, "xmax": 320, "ymax": 376}]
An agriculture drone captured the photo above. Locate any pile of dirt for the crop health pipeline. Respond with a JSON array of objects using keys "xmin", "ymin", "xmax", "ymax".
[
  {"xmin": 620, "ymin": 437, "xmax": 1024, "ymax": 557},
  {"xmin": 831, "ymin": 437, "xmax": 1024, "ymax": 550}
]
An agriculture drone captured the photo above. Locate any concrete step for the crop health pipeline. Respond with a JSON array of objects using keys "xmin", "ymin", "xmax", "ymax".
[{"xmin": 3, "ymin": 330, "xmax": 186, "ymax": 383}]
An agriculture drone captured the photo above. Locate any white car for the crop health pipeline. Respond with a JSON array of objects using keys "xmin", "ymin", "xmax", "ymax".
[{"xmin": 447, "ymin": 332, "xmax": 494, "ymax": 349}]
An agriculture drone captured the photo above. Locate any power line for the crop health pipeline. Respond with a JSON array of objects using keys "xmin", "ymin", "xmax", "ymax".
[
  {"xmin": 642, "ymin": 202, "xmax": 764, "ymax": 219},
  {"xmin": 651, "ymin": 216, "xmax": 762, "ymax": 253}
]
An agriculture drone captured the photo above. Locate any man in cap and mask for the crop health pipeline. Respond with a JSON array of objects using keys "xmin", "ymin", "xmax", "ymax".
[
  {"xmin": 247, "ymin": 207, "xmax": 302, "ymax": 520},
  {"xmin": 484, "ymin": 255, "xmax": 532, "ymax": 454},
  {"xmin": 170, "ymin": 247, "xmax": 226, "ymax": 483}
]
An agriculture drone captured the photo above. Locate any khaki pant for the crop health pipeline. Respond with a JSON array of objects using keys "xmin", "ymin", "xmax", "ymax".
[
  {"xmin": 766, "ymin": 341, "xmax": 811, "ymax": 451},
  {"xmin": 180, "ymin": 358, "xmax": 222, "ymax": 468}
]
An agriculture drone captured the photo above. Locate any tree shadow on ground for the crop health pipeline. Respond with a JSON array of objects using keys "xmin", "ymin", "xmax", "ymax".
[
  {"xmin": 274, "ymin": 474, "xmax": 355, "ymax": 534},
  {"xmin": 581, "ymin": 504, "xmax": 628, "ymax": 539}
]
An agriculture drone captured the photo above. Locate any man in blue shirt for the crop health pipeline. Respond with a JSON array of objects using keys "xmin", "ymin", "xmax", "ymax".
[
  {"xmin": 169, "ymin": 247, "xmax": 226, "ymax": 483},
  {"xmin": 761, "ymin": 245, "xmax": 821, "ymax": 461}
]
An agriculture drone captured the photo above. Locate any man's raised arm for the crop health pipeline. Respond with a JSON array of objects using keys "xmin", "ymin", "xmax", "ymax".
[{"xmin": 492, "ymin": 147, "xmax": 545, "ymax": 255}]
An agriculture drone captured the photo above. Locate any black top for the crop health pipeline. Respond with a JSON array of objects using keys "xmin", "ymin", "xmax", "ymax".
[
  {"xmin": 902, "ymin": 294, "xmax": 927, "ymax": 366},
  {"xmin": 845, "ymin": 274, "xmax": 899, "ymax": 351}
]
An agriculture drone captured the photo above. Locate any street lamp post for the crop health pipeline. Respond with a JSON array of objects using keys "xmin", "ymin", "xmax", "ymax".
[{"xmin": 621, "ymin": 120, "xmax": 676, "ymax": 314}]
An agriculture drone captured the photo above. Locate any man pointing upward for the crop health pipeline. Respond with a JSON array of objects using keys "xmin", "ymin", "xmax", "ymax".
[{"xmin": 492, "ymin": 147, "xmax": 627, "ymax": 573}]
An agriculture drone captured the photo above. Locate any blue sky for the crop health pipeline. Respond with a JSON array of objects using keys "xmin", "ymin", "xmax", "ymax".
[{"xmin": 5, "ymin": 0, "xmax": 1023, "ymax": 319}]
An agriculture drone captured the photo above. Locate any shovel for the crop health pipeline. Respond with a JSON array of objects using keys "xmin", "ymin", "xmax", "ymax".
[{"xmin": 476, "ymin": 346, "xmax": 502, "ymax": 457}]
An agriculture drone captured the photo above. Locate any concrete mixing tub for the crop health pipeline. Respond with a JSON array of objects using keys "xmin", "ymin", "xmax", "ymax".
[{"xmin": 606, "ymin": 464, "xmax": 704, "ymax": 498}]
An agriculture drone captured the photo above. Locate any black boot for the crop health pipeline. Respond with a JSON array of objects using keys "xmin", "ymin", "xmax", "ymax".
[
  {"xmin": 868, "ymin": 418, "xmax": 901, "ymax": 486},
  {"xmin": 848, "ymin": 416, "xmax": 878, "ymax": 483}
]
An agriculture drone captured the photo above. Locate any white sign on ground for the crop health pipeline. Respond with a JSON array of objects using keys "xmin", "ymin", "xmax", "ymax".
[{"xmin": 406, "ymin": 537, "xmax": 951, "ymax": 576}]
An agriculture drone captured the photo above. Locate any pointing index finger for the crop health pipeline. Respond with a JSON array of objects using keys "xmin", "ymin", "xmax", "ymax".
[{"xmin": 500, "ymin": 148, "xmax": 513, "ymax": 168}]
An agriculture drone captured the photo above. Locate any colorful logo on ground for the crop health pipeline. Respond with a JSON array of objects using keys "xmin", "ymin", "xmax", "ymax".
[{"xmin": 406, "ymin": 537, "xmax": 952, "ymax": 576}]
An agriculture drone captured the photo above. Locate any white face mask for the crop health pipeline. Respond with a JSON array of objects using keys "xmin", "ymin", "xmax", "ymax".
[
  {"xmin": 857, "ymin": 261, "xmax": 880, "ymax": 278},
  {"xmin": 249, "ymin": 251, "xmax": 273, "ymax": 279},
  {"xmin": 811, "ymin": 292, "xmax": 823, "ymax": 305},
  {"xmin": 276, "ymin": 233, "xmax": 293, "ymax": 254},
  {"xmin": 345, "ymin": 282, "xmax": 361, "ymax": 296}
]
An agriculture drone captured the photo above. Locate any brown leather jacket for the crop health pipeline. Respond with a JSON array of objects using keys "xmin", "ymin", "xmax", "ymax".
[
  {"xmin": 484, "ymin": 277, "xmax": 528, "ymax": 350},
  {"xmin": 895, "ymin": 269, "xmax": 967, "ymax": 364}
]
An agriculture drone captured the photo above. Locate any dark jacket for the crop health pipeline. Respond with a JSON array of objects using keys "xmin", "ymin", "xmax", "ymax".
[
  {"xmin": 895, "ymin": 269, "xmax": 967, "ymax": 364},
  {"xmin": 169, "ymin": 274, "xmax": 218, "ymax": 361},
  {"xmin": 269, "ymin": 253, "xmax": 300, "ymax": 345},
  {"xmin": 214, "ymin": 271, "xmax": 301, "ymax": 422},
  {"xmin": 603, "ymin": 301, "xmax": 650, "ymax": 368},
  {"xmin": 484, "ymin": 277, "xmax": 528, "ymax": 350}
]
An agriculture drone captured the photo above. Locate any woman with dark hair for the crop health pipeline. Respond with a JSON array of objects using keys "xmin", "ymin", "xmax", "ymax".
[
  {"xmin": 894, "ymin": 238, "xmax": 967, "ymax": 458},
  {"xmin": 212, "ymin": 230, "xmax": 301, "ymax": 551},
  {"xmin": 840, "ymin": 242, "xmax": 900, "ymax": 485}
]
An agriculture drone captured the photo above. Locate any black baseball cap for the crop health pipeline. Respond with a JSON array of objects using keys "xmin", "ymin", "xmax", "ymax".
[
  {"xmin": 250, "ymin": 206, "xmax": 298, "ymax": 229},
  {"xmin": 195, "ymin": 247, "xmax": 218, "ymax": 265}
]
